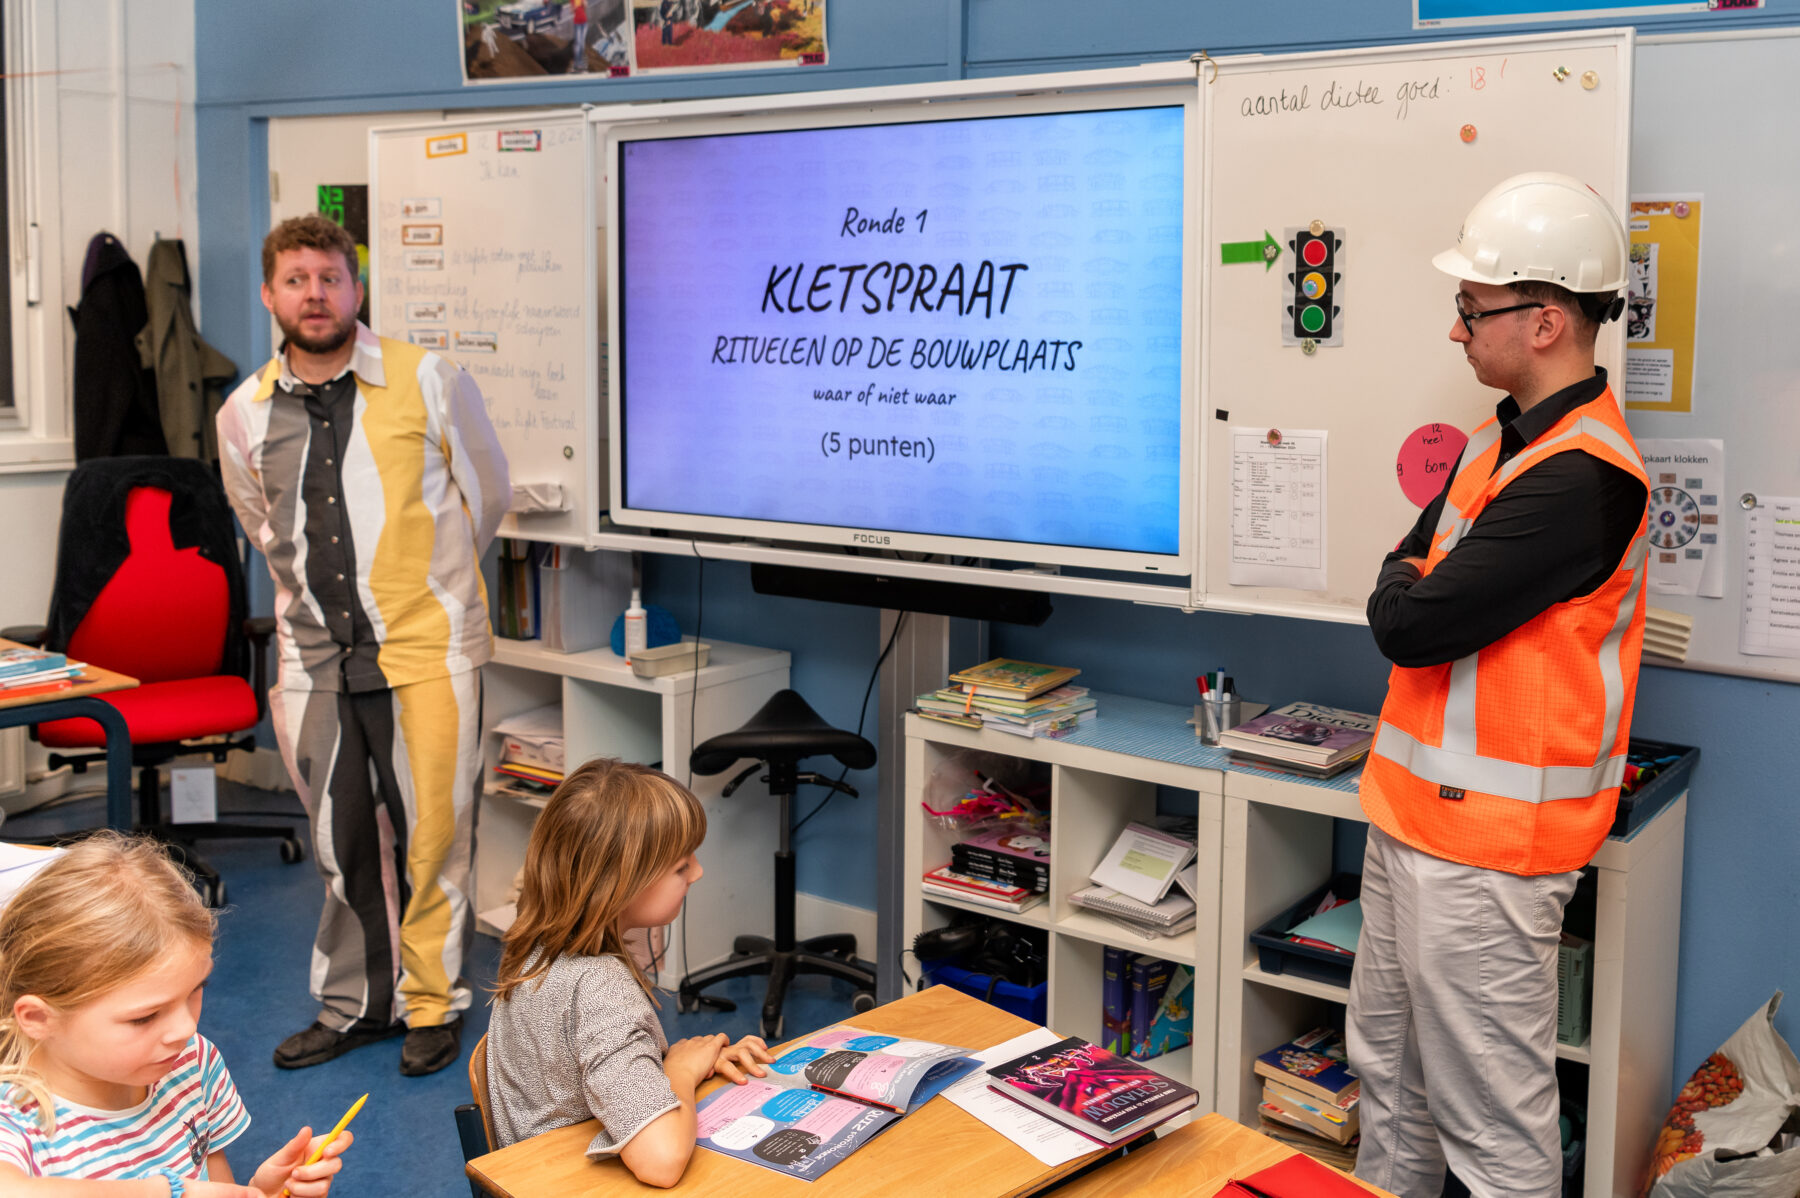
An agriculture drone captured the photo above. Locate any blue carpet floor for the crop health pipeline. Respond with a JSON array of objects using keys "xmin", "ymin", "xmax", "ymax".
[{"xmin": 4, "ymin": 783, "xmax": 868, "ymax": 1197}]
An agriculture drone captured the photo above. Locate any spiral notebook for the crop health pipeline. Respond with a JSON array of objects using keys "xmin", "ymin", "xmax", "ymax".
[{"xmin": 1068, "ymin": 884, "xmax": 1196, "ymax": 934}]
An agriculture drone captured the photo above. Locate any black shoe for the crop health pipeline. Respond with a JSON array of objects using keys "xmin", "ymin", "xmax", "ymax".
[
  {"xmin": 399, "ymin": 1018, "xmax": 463, "ymax": 1076},
  {"xmin": 273, "ymin": 1020, "xmax": 404, "ymax": 1069}
]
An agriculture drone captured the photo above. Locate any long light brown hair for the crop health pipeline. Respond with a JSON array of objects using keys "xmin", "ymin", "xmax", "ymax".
[
  {"xmin": 0, "ymin": 834, "xmax": 215, "ymax": 1131},
  {"xmin": 494, "ymin": 758, "xmax": 706, "ymax": 1004}
]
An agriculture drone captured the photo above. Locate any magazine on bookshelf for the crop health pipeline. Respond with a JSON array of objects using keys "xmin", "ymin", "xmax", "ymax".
[
  {"xmin": 695, "ymin": 1025, "xmax": 978, "ymax": 1180},
  {"xmin": 984, "ymin": 1036, "xmax": 1196, "ymax": 1144},
  {"xmin": 949, "ymin": 658, "xmax": 1081, "ymax": 699},
  {"xmin": 1218, "ymin": 702, "xmax": 1377, "ymax": 766},
  {"xmin": 1252, "ymin": 1027, "xmax": 1360, "ymax": 1106},
  {"xmin": 1226, "ymin": 746, "xmax": 1369, "ymax": 779},
  {"xmin": 916, "ymin": 685, "xmax": 1091, "ymax": 719},
  {"xmin": 1088, "ymin": 822, "xmax": 1195, "ymax": 905}
]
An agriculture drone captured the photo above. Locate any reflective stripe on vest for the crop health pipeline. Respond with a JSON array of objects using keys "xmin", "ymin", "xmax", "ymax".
[{"xmin": 1432, "ymin": 421, "xmax": 1502, "ymax": 554}]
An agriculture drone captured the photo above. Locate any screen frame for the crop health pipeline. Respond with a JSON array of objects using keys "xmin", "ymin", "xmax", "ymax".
[{"xmin": 605, "ymin": 84, "xmax": 1198, "ymax": 576}]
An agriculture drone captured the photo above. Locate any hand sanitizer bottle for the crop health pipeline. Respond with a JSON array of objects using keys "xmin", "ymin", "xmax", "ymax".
[{"xmin": 623, "ymin": 587, "xmax": 647, "ymax": 663}]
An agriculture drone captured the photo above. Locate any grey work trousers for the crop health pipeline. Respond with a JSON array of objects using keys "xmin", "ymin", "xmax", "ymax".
[{"xmin": 1347, "ymin": 824, "xmax": 1581, "ymax": 1198}]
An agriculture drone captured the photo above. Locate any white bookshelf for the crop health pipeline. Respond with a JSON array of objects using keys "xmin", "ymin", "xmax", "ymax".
[
  {"xmin": 904, "ymin": 692, "xmax": 1686, "ymax": 1198},
  {"xmin": 478, "ymin": 636, "xmax": 790, "ymax": 980},
  {"xmin": 903, "ymin": 694, "xmax": 1226, "ymax": 1114}
]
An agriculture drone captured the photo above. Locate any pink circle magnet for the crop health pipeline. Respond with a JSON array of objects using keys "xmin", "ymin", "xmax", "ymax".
[
  {"xmin": 1396, "ymin": 423, "xmax": 1470, "ymax": 508},
  {"xmin": 1460, "ymin": 124, "xmax": 1477, "ymax": 143},
  {"xmin": 1266, "ymin": 429, "xmax": 1282, "ymax": 447},
  {"xmin": 1674, "ymin": 201, "xmax": 1691, "ymax": 218}
]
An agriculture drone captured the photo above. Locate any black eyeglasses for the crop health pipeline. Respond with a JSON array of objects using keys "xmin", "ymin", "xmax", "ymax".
[{"xmin": 1454, "ymin": 294, "xmax": 1544, "ymax": 337}]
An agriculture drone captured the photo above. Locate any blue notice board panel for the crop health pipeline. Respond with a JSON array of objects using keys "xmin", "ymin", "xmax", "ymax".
[{"xmin": 1415, "ymin": 0, "xmax": 1719, "ymax": 27}]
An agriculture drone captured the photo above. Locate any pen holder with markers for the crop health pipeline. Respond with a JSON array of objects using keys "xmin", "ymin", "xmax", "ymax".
[{"xmin": 1194, "ymin": 695, "xmax": 1241, "ymax": 745}]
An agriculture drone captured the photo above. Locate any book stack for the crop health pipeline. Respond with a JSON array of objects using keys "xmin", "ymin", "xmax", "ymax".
[
  {"xmin": 952, "ymin": 827, "xmax": 1050, "ymax": 893},
  {"xmin": 0, "ymin": 647, "xmax": 86, "ymax": 700},
  {"xmin": 921, "ymin": 865, "xmax": 1044, "ymax": 914},
  {"xmin": 1219, "ymin": 701, "xmax": 1377, "ymax": 779},
  {"xmin": 490, "ymin": 704, "xmax": 564, "ymax": 804},
  {"xmin": 1067, "ymin": 885, "xmax": 1197, "ymax": 938},
  {"xmin": 1067, "ymin": 821, "xmax": 1198, "ymax": 938},
  {"xmin": 1253, "ymin": 1028, "xmax": 1361, "ymax": 1171},
  {"xmin": 1102, "ymin": 946, "xmax": 1195, "ymax": 1061},
  {"xmin": 911, "ymin": 659, "xmax": 1096, "ymax": 739}
]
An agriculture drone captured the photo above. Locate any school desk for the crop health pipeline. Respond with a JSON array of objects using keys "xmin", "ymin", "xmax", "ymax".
[
  {"xmin": 468, "ymin": 984, "xmax": 1129, "ymax": 1197},
  {"xmin": 0, "ymin": 640, "xmax": 137, "ymax": 830},
  {"xmin": 1052, "ymin": 1112, "xmax": 1396, "ymax": 1197}
]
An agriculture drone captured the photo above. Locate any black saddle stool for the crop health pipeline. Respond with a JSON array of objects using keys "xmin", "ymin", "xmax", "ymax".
[{"xmin": 679, "ymin": 689, "xmax": 879, "ymax": 1038}]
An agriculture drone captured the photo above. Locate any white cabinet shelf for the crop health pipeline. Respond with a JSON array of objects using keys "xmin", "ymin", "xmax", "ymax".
[
  {"xmin": 904, "ymin": 690, "xmax": 1685, "ymax": 1198},
  {"xmin": 478, "ymin": 636, "xmax": 790, "ymax": 981}
]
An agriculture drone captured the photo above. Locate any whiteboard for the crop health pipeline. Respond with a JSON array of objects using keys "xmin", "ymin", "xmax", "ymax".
[
  {"xmin": 370, "ymin": 110, "xmax": 599, "ymax": 546},
  {"xmin": 1627, "ymin": 33, "xmax": 1800, "ymax": 683},
  {"xmin": 1195, "ymin": 31, "xmax": 1633, "ymax": 621}
]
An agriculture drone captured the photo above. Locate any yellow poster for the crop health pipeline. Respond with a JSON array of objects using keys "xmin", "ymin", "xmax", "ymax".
[{"xmin": 1624, "ymin": 196, "xmax": 1703, "ymax": 414}]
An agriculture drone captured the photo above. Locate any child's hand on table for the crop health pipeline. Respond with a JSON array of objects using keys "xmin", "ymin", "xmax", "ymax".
[
  {"xmin": 713, "ymin": 1035, "xmax": 774, "ymax": 1084},
  {"xmin": 665, "ymin": 1033, "xmax": 729, "ymax": 1091}
]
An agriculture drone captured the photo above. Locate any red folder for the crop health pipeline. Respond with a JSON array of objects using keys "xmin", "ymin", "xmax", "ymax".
[{"xmin": 1217, "ymin": 1152, "xmax": 1370, "ymax": 1197}]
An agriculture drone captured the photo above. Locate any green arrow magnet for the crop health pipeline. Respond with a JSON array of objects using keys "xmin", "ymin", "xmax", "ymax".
[{"xmin": 1220, "ymin": 231, "xmax": 1281, "ymax": 270}]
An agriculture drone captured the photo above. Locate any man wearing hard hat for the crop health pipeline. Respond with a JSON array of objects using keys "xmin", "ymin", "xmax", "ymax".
[{"xmin": 1351, "ymin": 174, "xmax": 1651, "ymax": 1198}]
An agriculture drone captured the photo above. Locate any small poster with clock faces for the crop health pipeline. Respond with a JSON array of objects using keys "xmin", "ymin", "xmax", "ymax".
[{"xmin": 1638, "ymin": 438, "xmax": 1725, "ymax": 598}]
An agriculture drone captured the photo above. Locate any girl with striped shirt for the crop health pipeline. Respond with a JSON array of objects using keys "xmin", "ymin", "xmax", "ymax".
[{"xmin": 0, "ymin": 835, "xmax": 352, "ymax": 1196}]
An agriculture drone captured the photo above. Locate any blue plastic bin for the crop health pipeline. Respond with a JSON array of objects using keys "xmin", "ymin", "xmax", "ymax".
[{"xmin": 919, "ymin": 959, "xmax": 1048, "ymax": 1025}]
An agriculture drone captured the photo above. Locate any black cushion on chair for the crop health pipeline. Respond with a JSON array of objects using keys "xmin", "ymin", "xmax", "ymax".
[{"xmin": 690, "ymin": 689, "xmax": 876, "ymax": 776}]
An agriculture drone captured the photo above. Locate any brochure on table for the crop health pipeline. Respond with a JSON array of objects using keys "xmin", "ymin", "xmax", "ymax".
[{"xmin": 694, "ymin": 1025, "xmax": 977, "ymax": 1180}]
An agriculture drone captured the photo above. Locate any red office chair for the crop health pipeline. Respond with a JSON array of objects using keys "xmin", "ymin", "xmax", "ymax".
[{"xmin": 4, "ymin": 456, "xmax": 302, "ymax": 905}]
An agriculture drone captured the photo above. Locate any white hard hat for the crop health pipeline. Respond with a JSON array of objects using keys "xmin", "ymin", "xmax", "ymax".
[{"xmin": 1433, "ymin": 172, "xmax": 1627, "ymax": 293}]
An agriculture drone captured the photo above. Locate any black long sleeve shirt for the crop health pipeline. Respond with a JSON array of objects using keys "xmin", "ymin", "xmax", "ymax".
[{"xmin": 1367, "ymin": 368, "xmax": 1648, "ymax": 669}]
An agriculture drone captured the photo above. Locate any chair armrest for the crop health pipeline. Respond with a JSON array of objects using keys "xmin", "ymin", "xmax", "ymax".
[
  {"xmin": 243, "ymin": 617, "xmax": 274, "ymax": 725},
  {"xmin": 0, "ymin": 625, "xmax": 48, "ymax": 647}
]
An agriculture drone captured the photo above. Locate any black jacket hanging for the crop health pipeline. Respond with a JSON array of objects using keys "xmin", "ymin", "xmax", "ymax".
[{"xmin": 70, "ymin": 232, "xmax": 166, "ymax": 460}]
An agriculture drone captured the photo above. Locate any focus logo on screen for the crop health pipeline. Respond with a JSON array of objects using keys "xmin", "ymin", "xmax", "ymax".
[{"xmin": 852, "ymin": 533, "xmax": 891, "ymax": 545}]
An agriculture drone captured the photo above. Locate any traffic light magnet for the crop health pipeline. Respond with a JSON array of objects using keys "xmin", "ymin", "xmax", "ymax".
[{"xmin": 1282, "ymin": 225, "xmax": 1345, "ymax": 349}]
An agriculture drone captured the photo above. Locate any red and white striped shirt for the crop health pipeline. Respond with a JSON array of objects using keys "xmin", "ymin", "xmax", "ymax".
[{"xmin": 0, "ymin": 1035, "xmax": 249, "ymax": 1179}]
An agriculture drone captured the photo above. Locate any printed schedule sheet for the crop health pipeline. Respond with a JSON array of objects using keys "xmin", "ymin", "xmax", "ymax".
[{"xmin": 1229, "ymin": 427, "xmax": 1328, "ymax": 591}]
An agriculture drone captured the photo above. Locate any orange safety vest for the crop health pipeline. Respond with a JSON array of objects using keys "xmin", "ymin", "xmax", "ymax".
[{"xmin": 1359, "ymin": 386, "xmax": 1650, "ymax": 875}]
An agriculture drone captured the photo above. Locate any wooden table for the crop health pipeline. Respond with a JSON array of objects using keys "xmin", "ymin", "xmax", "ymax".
[
  {"xmin": 468, "ymin": 985, "xmax": 1124, "ymax": 1197},
  {"xmin": 1053, "ymin": 1113, "xmax": 1396, "ymax": 1197},
  {"xmin": 0, "ymin": 640, "xmax": 137, "ymax": 830}
]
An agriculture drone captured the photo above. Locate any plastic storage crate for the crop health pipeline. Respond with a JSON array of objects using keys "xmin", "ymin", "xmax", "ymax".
[
  {"xmin": 1609, "ymin": 737, "xmax": 1699, "ymax": 838},
  {"xmin": 1248, "ymin": 872, "xmax": 1362, "ymax": 988},
  {"xmin": 919, "ymin": 959, "xmax": 1048, "ymax": 1024}
]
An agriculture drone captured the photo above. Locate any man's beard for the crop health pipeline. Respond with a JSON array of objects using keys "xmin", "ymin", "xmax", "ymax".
[{"xmin": 280, "ymin": 309, "xmax": 355, "ymax": 356}]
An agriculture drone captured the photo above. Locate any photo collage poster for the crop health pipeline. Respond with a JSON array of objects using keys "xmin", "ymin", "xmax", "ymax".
[{"xmin": 460, "ymin": 0, "xmax": 826, "ymax": 83}]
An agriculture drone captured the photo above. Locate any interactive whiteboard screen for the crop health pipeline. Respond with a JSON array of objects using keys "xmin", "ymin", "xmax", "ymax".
[{"xmin": 608, "ymin": 91, "xmax": 1195, "ymax": 573}]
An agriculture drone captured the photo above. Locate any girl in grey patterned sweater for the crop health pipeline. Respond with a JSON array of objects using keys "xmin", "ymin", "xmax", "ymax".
[{"xmin": 486, "ymin": 759, "xmax": 774, "ymax": 1187}]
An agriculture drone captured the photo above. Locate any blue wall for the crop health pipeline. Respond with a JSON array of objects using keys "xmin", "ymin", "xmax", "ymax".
[{"xmin": 196, "ymin": 0, "xmax": 1800, "ymax": 1091}]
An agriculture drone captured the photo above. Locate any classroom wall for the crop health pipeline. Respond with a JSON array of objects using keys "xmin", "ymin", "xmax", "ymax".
[
  {"xmin": 190, "ymin": 0, "xmax": 1800, "ymax": 1088},
  {"xmin": 4, "ymin": 0, "xmax": 200, "ymax": 780}
]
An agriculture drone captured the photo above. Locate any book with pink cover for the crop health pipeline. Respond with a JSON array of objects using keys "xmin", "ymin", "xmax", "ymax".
[
  {"xmin": 984, "ymin": 1036, "xmax": 1196, "ymax": 1144},
  {"xmin": 1217, "ymin": 701, "xmax": 1376, "ymax": 766}
]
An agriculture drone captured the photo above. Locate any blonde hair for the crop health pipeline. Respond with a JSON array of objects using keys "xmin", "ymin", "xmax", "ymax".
[
  {"xmin": 495, "ymin": 758, "xmax": 706, "ymax": 1004},
  {"xmin": 0, "ymin": 834, "xmax": 214, "ymax": 1131}
]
